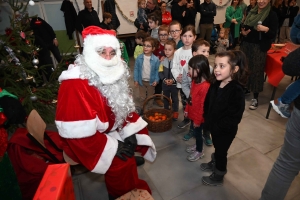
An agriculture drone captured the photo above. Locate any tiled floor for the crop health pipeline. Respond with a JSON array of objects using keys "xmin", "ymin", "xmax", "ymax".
[{"xmin": 64, "ymin": 54, "xmax": 300, "ymax": 200}]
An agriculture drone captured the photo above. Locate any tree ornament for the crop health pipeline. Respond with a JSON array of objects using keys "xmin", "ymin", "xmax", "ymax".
[
  {"xmin": 32, "ymin": 58, "xmax": 39, "ymax": 65},
  {"xmin": 34, "ymin": 65, "xmax": 38, "ymax": 69},
  {"xmin": 25, "ymin": 39, "xmax": 30, "ymax": 44},
  {"xmin": 30, "ymin": 94, "xmax": 37, "ymax": 101},
  {"xmin": 5, "ymin": 28, "xmax": 12, "ymax": 36},
  {"xmin": 29, "ymin": 0, "xmax": 35, "ymax": 6},
  {"xmin": 20, "ymin": 31, "xmax": 25, "ymax": 39}
]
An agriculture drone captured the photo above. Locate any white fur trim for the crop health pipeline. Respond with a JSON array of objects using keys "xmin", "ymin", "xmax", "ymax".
[
  {"xmin": 136, "ymin": 134, "xmax": 157, "ymax": 162},
  {"xmin": 91, "ymin": 134, "xmax": 118, "ymax": 174},
  {"xmin": 120, "ymin": 117, "xmax": 148, "ymax": 140},
  {"xmin": 55, "ymin": 116, "xmax": 109, "ymax": 138},
  {"xmin": 58, "ymin": 64, "xmax": 81, "ymax": 82}
]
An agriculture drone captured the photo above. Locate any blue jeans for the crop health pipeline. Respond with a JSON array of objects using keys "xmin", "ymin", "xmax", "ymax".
[
  {"xmin": 281, "ymin": 79, "xmax": 300, "ymax": 104},
  {"xmin": 260, "ymin": 107, "xmax": 300, "ymax": 200},
  {"xmin": 190, "ymin": 122, "xmax": 203, "ymax": 152}
]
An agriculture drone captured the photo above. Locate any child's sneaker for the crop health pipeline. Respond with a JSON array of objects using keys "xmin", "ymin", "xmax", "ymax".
[
  {"xmin": 203, "ymin": 135, "xmax": 213, "ymax": 146},
  {"xmin": 270, "ymin": 98, "xmax": 291, "ymax": 118},
  {"xmin": 186, "ymin": 144, "xmax": 196, "ymax": 153},
  {"xmin": 187, "ymin": 151, "xmax": 204, "ymax": 162},
  {"xmin": 177, "ymin": 118, "xmax": 191, "ymax": 128},
  {"xmin": 183, "ymin": 132, "xmax": 194, "ymax": 141}
]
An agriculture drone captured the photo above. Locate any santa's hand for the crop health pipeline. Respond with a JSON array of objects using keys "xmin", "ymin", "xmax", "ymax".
[
  {"xmin": 124, "ymin": 134, "xmax": 137, "ymax": 154},
  {"xmin": 116, "ymin": 140, "xmax": 134, "ymax": 161}
]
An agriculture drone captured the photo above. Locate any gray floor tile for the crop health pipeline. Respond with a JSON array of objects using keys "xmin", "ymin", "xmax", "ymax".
[{"xmin": 237, "ymin": 115, "xmax": 285, "ymax": 154}]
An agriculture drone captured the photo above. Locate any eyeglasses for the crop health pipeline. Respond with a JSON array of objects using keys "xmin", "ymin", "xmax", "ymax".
[
  {"xmin": 159, "ymin": 34, "xmax": 168, "ymax": 37},
  {"xmin": 98, "ymin": 50, "xmax": 116, "ymax": 58},
  {"xmin": 143, "ymin": 44, "xmax": 152, "ymax": 48},
  {"xmin": 170, "ymin": 30, "xmax": 181, "ymax": 34}
]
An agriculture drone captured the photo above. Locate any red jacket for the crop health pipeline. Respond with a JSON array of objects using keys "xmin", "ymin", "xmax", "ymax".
[{"xmin": 185, "ymin": 80, "xmax": 210, "ymax": 126}]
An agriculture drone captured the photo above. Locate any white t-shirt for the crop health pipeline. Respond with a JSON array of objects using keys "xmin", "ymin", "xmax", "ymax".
[
  {"xmin": 142, "ymin": 55, "xmax": 151, "ymax": 81},
  {"xmin": 171, "ymin": 47, "xmax": 193, "ymax": 88}
]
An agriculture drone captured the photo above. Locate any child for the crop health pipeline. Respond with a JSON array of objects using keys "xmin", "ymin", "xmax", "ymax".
[
  {"xmin": 169, "ymin": 20, "xmax": 184, "ymax": 49},
  {"xmin": 154, "ymin": 25, "xmax": 169, "ymax": 60},
  {"xmin": 99, "ymin": 12, "xmax": 113, "ymax": 30},
  {"xmin": 201, "ymin": 50, "xmax": 249, "ymax": 186},
  {"xmin": 185, "ymin": 55, "xmax": 211, "ymax": 162},
  {"xmin": 171, "ymin": 25, "xmax": 196, "ymax": 129},
  {"xmin": 137, "ymin": 0, "xmax": 147, "ymax": 31},
  {"xmin": 148, "ymin": 11, "xmax": 161, "ymax": 39},
  {"xmin": 182, "ymin": 39, "xmax": 213, "ymax": 146},
  {"xmin": 215, "ymin": 28, "xmax": 229, "ymax": 53},
  {"xmin": 154, "ymin": 25, "xmax": 170, "ymax": 107},
  {"xmin": 159, "ymin": 40, "xmax": 179, "ymax": 120},
  {"xmin": 134, "ymin": 37, "xmax": 160, "ymax": 106},
  {"xmin": 134, "ymin": 30, "xmax": 148, "ymax": 59}
]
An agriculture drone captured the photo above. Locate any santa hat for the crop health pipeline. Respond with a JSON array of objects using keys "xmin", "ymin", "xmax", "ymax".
[{"xmin": 81, "ymin": 26, "xmax": 125, "ymax": 84}]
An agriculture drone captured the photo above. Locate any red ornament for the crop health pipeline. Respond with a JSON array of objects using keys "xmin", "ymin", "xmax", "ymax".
[
  {"xmin": 5, "ymin": 28, "xmax": 12, "ymax": 36},
  {"xmin": 35, "ymin": 19, "xmax": 42, "ymax": 25},
  {"xmin": 20, "ymin": 31, "xmax": 26, "ymax": 39},
  {"xmin": 25, "ymin": 39, "xmax": 30, "ymax": 44}
]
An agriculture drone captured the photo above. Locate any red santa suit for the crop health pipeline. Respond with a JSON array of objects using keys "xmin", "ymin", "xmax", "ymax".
[{"xmin": 55, "ymin": 26, "xmax": 156, "ymax": 198}]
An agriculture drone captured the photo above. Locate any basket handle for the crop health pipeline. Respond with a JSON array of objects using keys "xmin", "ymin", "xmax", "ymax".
[{"xmin": 142, "ymin": 94, "xmax": 173, "ymax": 113}]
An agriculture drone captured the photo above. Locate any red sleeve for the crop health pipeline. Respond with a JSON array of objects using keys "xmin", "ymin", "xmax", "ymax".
[{"xmin": 192, "ymin": 82, "xmax": 210, "ymax": 125}]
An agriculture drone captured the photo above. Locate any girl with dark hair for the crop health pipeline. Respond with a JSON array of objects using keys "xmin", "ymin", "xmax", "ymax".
[
  {"xmin": 201, "ymin": 50, "xmax": 249, "ymax": 186},
  {"xmin": 184, "ymin": 55, "xmax": 211, "ymax": 162}
]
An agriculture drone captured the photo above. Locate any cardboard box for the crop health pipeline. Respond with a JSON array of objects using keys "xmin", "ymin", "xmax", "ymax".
[
  {"xmin": 33, "ymin": 164, "xmax": 75, "ymax": 200},
  {"xmin": 116, "ymin": 189, "xmax": 154, "ymax": 200}
]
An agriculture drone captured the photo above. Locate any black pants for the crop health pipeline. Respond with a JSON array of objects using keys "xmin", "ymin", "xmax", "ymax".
[
  {"xmin": 154, "ymin": 79, "xmax": 162, "ymax": 95},
  {"xmin": 47, "ymin": 44, "xmax": 62, "ymax": 63},
  {"xmin": 212, "ymin": 133, "xmax": 236, "ymax": 171},
  {"xmin": 162, "ymin": 85, "xmax": 179, "ymax": 112},
  {"xmin": 179, "ymin": 88, "xmax": 187, "ymax": 110}
]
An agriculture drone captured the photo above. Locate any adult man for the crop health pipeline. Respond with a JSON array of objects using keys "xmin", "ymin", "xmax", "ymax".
[
  {"xmin": 171, "ymin": 0, "xmax": 187, "ymax": 27},
  {"xmin": 55, "ymin": 26, "xmax": 156, "ymax": 199},
  {"xmin": 196, "ymin": 0, "xmax": 216, "ymax": 44},
  {"xmin": 76, "ymin": 0, "xmax": 101, "ymax": 34},
  {"xmin": 135, "ymin": 0, "xmax": 161, "ymax": 31},
  {"xmin": 30, "ymin": 17, "xmax": 62, "ymax": 63}
]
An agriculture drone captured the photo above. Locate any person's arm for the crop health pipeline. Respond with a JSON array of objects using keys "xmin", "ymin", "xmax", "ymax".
[
  {"xmin": 171, "ymin": 51, "xmax": 180, "ymax": 81},
  {"xmin": 155, "ymin": 58, "xmax": 160, "ymax": 82},
  {"xmin": 181, "ymin": 70, "xmax": 191, "ymax": 98},
  {"xmin": 282, "ymin": 47, "xmax": 300, "ymax": 76},
  {"xmin": 235, "ymin": 7, "xmax": 243, "ymax": 23},
  {"xmin": 263, "ymin": 11, "xmax": 278, "ymax": 39},
  {"xmin": 225, "ymin": 7, "xmax": 233, "ymax": 23},
  {"xmin": 193, "ymin": 83, "xmax": 210, "ymax": 126},
  {"xmin": 75, "ymin": 11, "xmax": 84, "ymax": 34}
]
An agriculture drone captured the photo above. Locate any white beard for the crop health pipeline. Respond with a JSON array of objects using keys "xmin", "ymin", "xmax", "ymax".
[{"xmin": 76, "ymin": 55, "xmax": 135, "ymax": 129}]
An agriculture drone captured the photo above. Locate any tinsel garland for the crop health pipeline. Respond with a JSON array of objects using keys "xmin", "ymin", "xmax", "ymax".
[
  {"xmin": 212, "ymin": 0, "xmax": 232, "ymax": 9},
  {"xmin": 0, "ymin": 40, "xmax": 27, "ymax": 82},
  {"xmin": 114, "ymin": 0, "xmax": 134, "ymax": 24}
]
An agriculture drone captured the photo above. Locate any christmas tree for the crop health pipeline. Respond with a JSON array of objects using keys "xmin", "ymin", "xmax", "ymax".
[{"xmin": 0, "ymin": 0, "xmax": 74, "ymax": 126}]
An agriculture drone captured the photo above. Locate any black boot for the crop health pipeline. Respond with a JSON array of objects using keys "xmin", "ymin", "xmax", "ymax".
[
  {"xmin": 202, "ymin": 168, "xmax": 227, "ymax": 186},
  {"xmin": 135, "ymin": 156, "xmax": 145, "ymax": 166},
  {"xmin": 200, "ymin": 153, "xmax": 215, "ymax": 171}
]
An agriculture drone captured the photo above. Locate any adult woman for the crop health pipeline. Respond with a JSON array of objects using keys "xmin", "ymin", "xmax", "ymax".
[
  {"xmin": 223, "ymin": 0, "xmax": 243, "ymax": 49},
  {"xmin": 240, "ymin": 0, "xmax": 278, "ymax": 110},
  {"xmin": 279, "ymin": 0, "xmax": 299, "ymax": 43},
  {"xmin": 160, "ymin": 1, "xmax": 172, "ymax": 25},
  {"xmin": 272, "ymin": 0, "xmax": 283, "ymax": 42},
  {"xmin": 183, "ymin": 0, "xmax": 197, "ymax": 28},
  {"xmin": 246, "ymin": 0, "xmax": 257, "ymax": 16}
]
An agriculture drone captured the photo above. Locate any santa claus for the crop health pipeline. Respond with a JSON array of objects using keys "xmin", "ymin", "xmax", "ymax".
[{"xmin": 55, "ymin": 26, "xmax": 156, "ymax": 199}]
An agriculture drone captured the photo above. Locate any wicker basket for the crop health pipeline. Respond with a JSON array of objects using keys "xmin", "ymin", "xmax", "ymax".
[{"xmin": 143, "ymin": 94, "xmax": 173, "ymax": 133}]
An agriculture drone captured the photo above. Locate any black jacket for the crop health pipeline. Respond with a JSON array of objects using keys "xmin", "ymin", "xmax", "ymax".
[
  {"xmin": 171, "ymin": 3, "xmax": 187, "ymax": 26},
  {"xmin": 60, "ymin": 0, "xmax": 77, "ymax": 39},
  {"xmin": 204, "ymin": 80, "xmax": 245, "ymax": 136},
  {"xmin": 242, "ymin": 10, "xmax": 278, "ymax": 52},
  {"xmin": 282, "ymin": 47, "xmax": 300, "ymax": 110},
  {"xmin": 183, "ymin": 7, "xmax": 197, "ymax": 27},
  {"xmin": 30, "ymin": 17, "xmax": 56, "ymax": 45},
  {"xmin": 104, "ymin": 0, "xmax": 120, "ymax": 30},
  {"xmin": 197, "ymin": 1, "xmax": 216, "ymax": 24},
  {"xmin": 76, "ymin": 7, "xmax": 101, "ymax": 34}
]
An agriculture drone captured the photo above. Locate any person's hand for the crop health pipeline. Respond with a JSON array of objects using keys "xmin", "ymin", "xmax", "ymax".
[
  {"xmin": 152, "ymin": 81, "xmax": 157, "ymax": 86},
  {"xmin": 257, "ymin": 24, "xmax": 269, "ymax": 33},
  {"xmin": 182, "ymin": 11, "xmax": 186, "ymax": 17},
  {"xmin": 160, "ymin": 56, "xmax": 165, "ymax": 62},
  {"xmin": 177, "ymin": 74, "xmax": 182, "ymax": 83},
  {"xmin": 53, "ymin": 38, "xmax": 58, "ymax": 46},
  {"xmin": 218, "ymin": 38, "xmax": 221, "ymax": 41},
  {"xmin": 134, "ymin": 81, "xmax": 139, "ymax": 87},
  {"xmin": 184, "ymin": 111, "xmax": 188, "ymax": 118},
  {"xmin": 193, "ymin": 123, "xmax": 200, "ymax": 128},
  {"xmin": 116, "ymin": 140, "xmax": 134, "ymax": 161},
  {"xmin": 231, "ymin": 19, "xmax": 237, "ymax": 24},
  {"xmin": 241, "ymin": 28, "xmax": 251, "ymax": 37},
  {"xmin": 124, "ymin": 134, "xmax": 137, "ymax": 155},
  {"xmin": 167, "ymin": 79, "xmax": 173, "ymax": 85}
]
